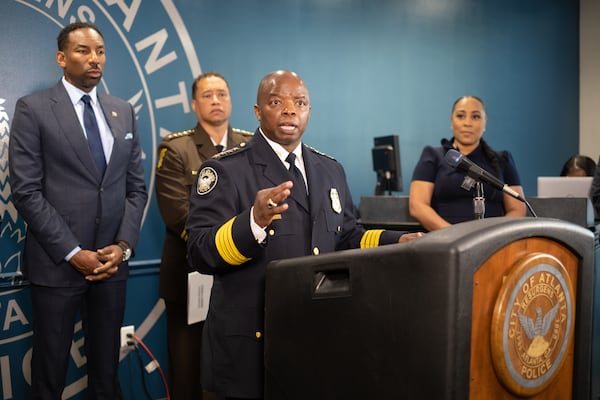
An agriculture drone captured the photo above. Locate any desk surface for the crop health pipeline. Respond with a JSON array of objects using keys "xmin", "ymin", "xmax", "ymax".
[{"xmin": 358, "ymin": 195, "xmax": 595, "ymax": 230}]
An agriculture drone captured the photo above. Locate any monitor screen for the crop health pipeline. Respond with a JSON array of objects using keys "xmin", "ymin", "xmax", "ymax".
[{"xmin": 372, "ymin": 135, "xmax": 402, "ymax": 194}]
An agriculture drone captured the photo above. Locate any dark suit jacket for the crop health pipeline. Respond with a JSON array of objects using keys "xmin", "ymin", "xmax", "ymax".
[
  {"xmin": 186, "ymin": 130, "xmax": 402, "ymax": 398},
  {"xmin": 155, "ymin": 124, "xmax": 253, "ymax": 304},
  {"xmin": 9, "ymin": 80, "xmax": 147, "ymax": 286}
]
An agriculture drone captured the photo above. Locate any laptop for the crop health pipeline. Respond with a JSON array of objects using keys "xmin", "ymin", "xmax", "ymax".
[{"xmin": 536, "ymin": 176, "xmax": 594, "ymax": 198}]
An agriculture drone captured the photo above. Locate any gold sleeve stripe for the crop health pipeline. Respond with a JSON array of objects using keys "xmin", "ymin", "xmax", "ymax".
[
  {"xmin": 360, "ymin": 229, "xmax": 384, "ymax": 248},
  {"xmin": 215, "ymin": 217, "xmax": 251, "ymax": 265}
]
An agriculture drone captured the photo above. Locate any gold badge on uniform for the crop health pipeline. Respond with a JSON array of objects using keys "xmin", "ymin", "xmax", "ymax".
[
  {"xmin": 197, "ymin": 167, "xmax": 218, "ymax": 195},
  {"xmin": 330, "ymin": 188, "xmax": 342, "ymax": 214}
]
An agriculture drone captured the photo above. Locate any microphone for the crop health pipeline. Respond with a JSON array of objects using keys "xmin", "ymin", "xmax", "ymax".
[{"xmin": 444, "ymin": 149, "xmax": 524, "ymax": 202}]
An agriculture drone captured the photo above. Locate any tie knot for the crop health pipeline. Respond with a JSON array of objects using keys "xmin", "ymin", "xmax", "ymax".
[
  {"xmin": 215, "ymin": 144, "xmax": 224, "ymax": 153},
  {"xmin": 81, "ymin": 95, "xmax": 92, "ymax": 105},
  {"xmin": 286, "ymin": 152, "xmax": 296, "ymax": 170}
]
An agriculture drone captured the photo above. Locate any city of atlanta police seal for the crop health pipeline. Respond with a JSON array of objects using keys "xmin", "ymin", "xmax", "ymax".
[{"xmin": 490, "ymin": 252, "xmax": 575, "ymax": 397}]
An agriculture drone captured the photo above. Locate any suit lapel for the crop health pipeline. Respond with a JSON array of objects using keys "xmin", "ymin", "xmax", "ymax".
[
  {"xmin": 251, "ymin": 133, "xmax": 290, "ymax": 188},
  {"xmin": 227, "ymin": 126, "xmax": 244, "ymax": 148},
  {"xmin": 98, "ymin": 93, "xmax": 122, "ymax": 179},
  {"xmin": 193, "ymin": 125, "xmax": 217, "ymax": 162},
  {"xmin": 51, "ymin": 83, "xmax": 100, "ymax": 180},
  {"xmin": 251, "ymin": 133, "xmax": 311, "ymax": 212},
  {"xmin": 303, "ymin": 146, "xmax": 324, "ymax": 216}
]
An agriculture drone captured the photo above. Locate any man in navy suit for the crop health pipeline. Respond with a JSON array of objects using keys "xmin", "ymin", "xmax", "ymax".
[
  {"xmin": 186, "ymin": 70, "xmax": 423, "ymax": 399},
  {"xmin": 9, "ymin": 22, "xmax": 147, "ymax": 399}
]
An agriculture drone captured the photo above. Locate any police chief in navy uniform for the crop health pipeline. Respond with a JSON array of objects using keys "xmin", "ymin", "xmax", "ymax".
[{"xmin": 186, "ymin": 70, "xmax": 423, "ymax": 400}]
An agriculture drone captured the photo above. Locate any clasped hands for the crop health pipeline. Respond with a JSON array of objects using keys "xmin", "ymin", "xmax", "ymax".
[{"xmin": 69, "ymin": 244, "xmax": 124, "ymax": 281}]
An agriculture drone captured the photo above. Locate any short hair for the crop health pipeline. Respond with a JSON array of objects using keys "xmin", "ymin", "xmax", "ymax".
[
  {"xmin": 560, "ymin": 155, "xmax": 597, "ymax": 176},
  {"xmin": 57, "ymin": 22, "xmax": 103, "ymax": 51},
  {"xmin": 191, "ymin": 71, "xmax": 230, "ymax": 99}
]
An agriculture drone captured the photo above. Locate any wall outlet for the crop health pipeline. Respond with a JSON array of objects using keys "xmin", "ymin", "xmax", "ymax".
[{"xmin": 120, "ymin": 325, "xmax": 135, "ymax": 348}]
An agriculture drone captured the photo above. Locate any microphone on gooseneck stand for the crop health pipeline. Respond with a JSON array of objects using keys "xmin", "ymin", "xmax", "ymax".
[{"xmin": 444, "ymin": 149, "xmax": 537, "ymax": 218}]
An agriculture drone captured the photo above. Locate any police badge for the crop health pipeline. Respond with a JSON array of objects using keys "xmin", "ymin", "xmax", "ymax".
[
  {"xmin": 330, "ymin": 188, "xmax": 342, "ymax": 214},
  {"xmin": 197, "ymin": 167, "xmax": 218, "ymax": 195}
]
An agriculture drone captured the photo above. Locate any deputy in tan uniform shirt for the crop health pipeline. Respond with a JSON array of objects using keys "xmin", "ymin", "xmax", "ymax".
[{"xmin": 155, "ymin": 71, "xmax": 252, "ymax": 400}]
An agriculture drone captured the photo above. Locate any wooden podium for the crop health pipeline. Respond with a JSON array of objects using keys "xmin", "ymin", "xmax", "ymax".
[{"xmin": 264, "ymin": 217, "xmax": 594, "ymax": 399}]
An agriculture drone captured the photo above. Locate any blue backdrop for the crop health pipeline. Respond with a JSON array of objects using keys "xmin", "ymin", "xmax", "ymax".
[{"xmin": 0, "ymin": 0, "xmax": 579, "ymax": 398}]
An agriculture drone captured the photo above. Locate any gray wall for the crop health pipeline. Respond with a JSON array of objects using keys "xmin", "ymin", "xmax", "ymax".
[{"xmin": 581, "ymin": 0, "xmax": 600, "ymax": 156}]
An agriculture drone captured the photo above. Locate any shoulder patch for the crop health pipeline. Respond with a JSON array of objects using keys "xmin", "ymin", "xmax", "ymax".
[
  {"xmin": 164, "ymin": 129, "xmax": 194, "ymax": 141},
  {"xmin": 306, "ymin": 145, "xmax": 336, "ymax": 160},
  {"xmin": 232, "ymin": 128, "xmax": 254, "ymax": 136},
  {"xmin": 212, "ymin": 143, "xmax": 249, "ymax": 159},
  {"xmin": 197, "ymin": 166, "xmax": 218, "ymax": 195},
  {"xmin": 157, "ymin": 147, "xmax": 168, "ymax": 169}
]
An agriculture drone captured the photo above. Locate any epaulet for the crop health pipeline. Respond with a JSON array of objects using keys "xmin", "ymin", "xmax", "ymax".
[
  {"xmin": 306, "ymin": 145, "xmax": 336, "ymax": 161},
  {"xmin": 232, "ymin": 128, "xmax": 254, "ymax": 137},
  {"xmin": 212, "ymin": 142, "xmax": 249, "ymax": 159},
  {"xmin": 164, "ymin": 129, "xmax": 194, "ymax": 141}
]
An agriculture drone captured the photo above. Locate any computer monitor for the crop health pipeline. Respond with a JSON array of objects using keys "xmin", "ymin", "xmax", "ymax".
[
  {"xmin": 537, "ymin": 176, "xmax": 593, "ymax": 198},
  {"xmin": 372, "ymin": 135, "xmax": 402, "ymax": 195}
]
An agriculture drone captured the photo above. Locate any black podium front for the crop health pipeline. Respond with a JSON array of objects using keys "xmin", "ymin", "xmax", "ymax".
[{"xmin": 264, "ymin": 217, "xmax": 594, "ymax": 399}]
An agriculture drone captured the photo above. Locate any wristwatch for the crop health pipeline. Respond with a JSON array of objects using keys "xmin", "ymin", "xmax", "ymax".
[{"xmin": 116, "ymin": 242, "xmax": 132, "ymax": 262}]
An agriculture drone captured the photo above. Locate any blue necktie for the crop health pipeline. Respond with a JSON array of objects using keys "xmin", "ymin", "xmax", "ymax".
[
  {"xmin": 286, "ymin": 152, "xmax": 308, "ymax": 209},
  {"xmin": 81, "ymin": 95, "xmax": 106, "ymax": 177}
]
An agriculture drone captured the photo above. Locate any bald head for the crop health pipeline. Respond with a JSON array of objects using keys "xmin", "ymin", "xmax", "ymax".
[
  {"xmin": 253, "ymin": 70, "xmax": 311, "ymax": 152},
  {"xmin": 256, "ymin": 70, "xmax": 306, "ymax": 104}
]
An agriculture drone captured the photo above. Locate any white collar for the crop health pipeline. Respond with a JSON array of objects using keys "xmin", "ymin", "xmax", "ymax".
[
  {"xmin": 62, "ymin": 76, "xmax": 98, "ymax": 106},
  {"xmin": 258, "ymin": 128, "xmax": 303, "ymax": 165}
]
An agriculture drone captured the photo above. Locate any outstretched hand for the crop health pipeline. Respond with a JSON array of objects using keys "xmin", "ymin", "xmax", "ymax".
[
  {"xmin": 398, "ymin": 231, "xmax": 425, "ymax": 243},
  {"xmin": 253, "ymin": 181, "xmax": 293, "ymax": 227}
]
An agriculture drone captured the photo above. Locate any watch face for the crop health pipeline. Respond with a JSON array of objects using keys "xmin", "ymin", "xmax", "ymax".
[{"xmin": 120, "ymin": 245, "xmax": 131, "ymax": 262}]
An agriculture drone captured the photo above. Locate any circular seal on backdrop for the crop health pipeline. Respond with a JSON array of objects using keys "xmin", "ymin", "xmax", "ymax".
[
  {"xmin": 1, "ymin": 2, "xmax": 202, "ymax": 398},
  {"xmin": 3, "ymin": 0, "xmax": 203, "ymax": 230},
  {"xmin": 490, "ymin": 252, "xmax": 575, "ymax": 397},
  {"xmin": 197, "ymin": 167, "xmax": 218, "ymax": 195}
]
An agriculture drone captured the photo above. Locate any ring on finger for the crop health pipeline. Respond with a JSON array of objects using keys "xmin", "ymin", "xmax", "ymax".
[{"xmin": 267, "ymin": 198, "xmax": 277, "ymax": 209}]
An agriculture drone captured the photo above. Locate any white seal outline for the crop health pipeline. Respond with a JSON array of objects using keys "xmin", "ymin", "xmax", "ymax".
[
  {"xmin": 15, "ymin": 0, "xmax": 202, "ymax": 228},
  {"xmin": 9, "ymin": 1, "xmax": 202, "ymax": 398}
]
